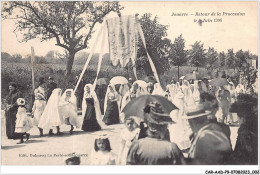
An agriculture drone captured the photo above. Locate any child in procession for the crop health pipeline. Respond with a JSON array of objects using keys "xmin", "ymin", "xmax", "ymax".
[
  {"xmin": 118, "ymin": 116, "xmax": 141, "ymax": 165},
  {"xmin": 89, "ymin": 134, "xmax": 117, "ymax": 165},
  {"xmin": 15, "ymin": 98, "xmax": 33, "ymax": 144}
]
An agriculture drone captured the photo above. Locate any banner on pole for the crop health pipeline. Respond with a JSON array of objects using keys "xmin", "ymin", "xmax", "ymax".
[{"xmin": 107, "ymin": 15, "xmax": 139, "ymax": 72}]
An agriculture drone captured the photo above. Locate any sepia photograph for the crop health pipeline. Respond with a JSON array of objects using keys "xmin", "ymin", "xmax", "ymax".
[{"xmin": 0, "ymin": 0, "xmax": 259, "ymax": 174}]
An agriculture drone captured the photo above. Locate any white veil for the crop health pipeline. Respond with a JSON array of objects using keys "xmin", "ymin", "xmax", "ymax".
[
  {"xmin": 38, "ymin": 88, "xmax": 63, "ymax": 129},
  {"xmin": 152, "ymin": 83, "xmax": 166, "ymax": 96},
  {"xmin": 193, "ymin": 80, "xmax": 200, "ymax": 103},
  {"xmin": 59, "ymin": 89, "xmax": 80, "ymax": 127},
  {"xmin": 166, "ymin": 84, "xmax": 177, "ymax": 102},
  {"xmin": 182, "ymin": 82, "xmax": 195, "ymax": 107},
  {"xmin": 104, "ymin": 84, "xmax": 120, "ymax": 115},
  {"xmin": 59, "ymin": 89, "xmax": 77, "ymax": 107},
  {"xmin": 82, "ymin": 84, "xmax": 105, "ymax": 128}
]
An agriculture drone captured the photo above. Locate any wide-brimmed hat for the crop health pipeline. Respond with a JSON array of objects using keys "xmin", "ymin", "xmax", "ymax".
[
  {"xmin": 144, "ymin": 101, "xmax": 174, "ymax": 125},
  {"xmin": 185, "ymin": 104, "xmax": 211, "ymax": 119}
]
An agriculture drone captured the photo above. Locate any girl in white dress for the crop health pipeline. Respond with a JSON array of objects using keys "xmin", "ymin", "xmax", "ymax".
[
  {"xmin": 118, "ymin": 116, "xmax": 140, "ymax": 165},
  {"xmin": 59, "ymin": 89, "xmax": 80, "ymax": 134},
  {"xmin": 89, "ymin": 134, "xmax": 117, "ymax": 165},
  {"xmin": 15, "ymin": 98, "xmax": 33, "ymax": 144},
  {"xmin": 32, "ymin": 79, "xmax": 47, "ymax": 136},
  {"xmin": 170, "ymin": 87, "xmax": 191, "ymax": 150}
]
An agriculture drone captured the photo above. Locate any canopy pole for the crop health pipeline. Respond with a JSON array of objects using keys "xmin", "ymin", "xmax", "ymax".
[
  {"xmin": 73, "ymin": 25, "xmax": 104, "ymax": 93},
  {"xmin": 137, "ymin": 22, "xmax": 161, "ymax": 86}
]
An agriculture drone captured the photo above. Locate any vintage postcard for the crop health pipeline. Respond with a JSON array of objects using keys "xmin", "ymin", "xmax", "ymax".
[{"xmin": 1, "ymin": 1, "xmax": 258, "ymax": 174}]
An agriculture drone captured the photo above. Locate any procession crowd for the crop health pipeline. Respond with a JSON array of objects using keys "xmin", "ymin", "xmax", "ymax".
[{"xmin": 2, "ymin": 70, "xmax": 258, "ymax": 165}]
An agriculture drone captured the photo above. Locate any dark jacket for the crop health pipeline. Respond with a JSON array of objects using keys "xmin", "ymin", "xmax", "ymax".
[
  {"xmin": 231, "ymin": 123, "xmax": 258, "ymax": 165},
  {"xmin": 188, "ymin": 123, "xmax": 232, "ymax": 165}
]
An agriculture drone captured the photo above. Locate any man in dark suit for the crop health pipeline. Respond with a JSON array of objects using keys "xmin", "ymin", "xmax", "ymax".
[
  {"xmin": 46, "ymin": 76, "xmax": 57, "ymax": 101},
  {"xmin": 186, "ymin": 104, "xmax": 232, "ymax": 165}
]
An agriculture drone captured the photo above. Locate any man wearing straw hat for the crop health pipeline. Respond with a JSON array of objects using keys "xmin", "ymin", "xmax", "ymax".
[
  {"xmin": 185, "ymin": 104, "xmax": 232, "ymax": 165},
  {"xmin": 126, "ymin": 102, "xmax": 185, "ymax": 165}
]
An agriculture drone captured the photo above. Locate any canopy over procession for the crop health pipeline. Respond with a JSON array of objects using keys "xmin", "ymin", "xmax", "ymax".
[{"xmin": 1, "ymin": 12, "xmax": 258, "ymax": 167}]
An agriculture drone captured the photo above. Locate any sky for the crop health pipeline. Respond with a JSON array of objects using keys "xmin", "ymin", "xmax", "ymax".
[{"xmin": 1, "ymin": 1, "xmax": 258, "ymax": 57}]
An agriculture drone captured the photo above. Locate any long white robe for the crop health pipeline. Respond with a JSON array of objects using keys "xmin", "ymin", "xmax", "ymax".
[
  {"xmin": 59, "ymin": 89, "xmax": 80, "ymax": 128},
  {"xmin": 38, "ymin": 88, "xmax": 64, "ymax": 129},
  {"xmin": 32, "ymin": 86, "xmax": 47, "ymax": 126}
]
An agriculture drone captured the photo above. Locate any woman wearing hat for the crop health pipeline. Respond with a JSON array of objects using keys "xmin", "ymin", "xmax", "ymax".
[
  {"xmin": 5, "ymin": 82, "xmax": 23, "ymax": 139},
  {"xmin": 126, "ymin": 102, "xmax": 185, "ymax": 165},
  {"xmin": 229, "ymin": 94, "xmax": 258, "ymax": 165}
]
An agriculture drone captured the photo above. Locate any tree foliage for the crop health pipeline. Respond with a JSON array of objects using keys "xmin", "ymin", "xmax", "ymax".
[
  {"xmin": 188, "ymin": 41, "xmax": 206, "ymax": 70},
  {"xmin": 218, "ymin": 51, "xmax": 226, "ymax": 68},
  {"xmin": 2, "ymin": 1, "xmax": 122, "ymax": 76},
  {"xmin": 136, "ymin": 13, "xmax": 170, "ymax": 75},
  {"xmin": 206, "ymin": 47, "xmax": 218, "ymax": 70},
  {"xmin": 235, "ymin": 49, "xmax": 247, "ymax": 68},
  {"xmin": 170, "ymin": 34, "xmax": 188, "ymax": 78},
  {"xmin": 225, "ymin": 49, "xmax": 235, "ymax": 69},
  {"xmin": 170, "ymin": 35, "xmax": 187, "ymax": 66}
]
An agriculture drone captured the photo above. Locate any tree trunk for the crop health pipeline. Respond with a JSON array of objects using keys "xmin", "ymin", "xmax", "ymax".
[
  {"xmin": 66, "ymin": 51, "xmax": 76, "ymax": 76},
  {"xmin": 197, "ymin": 66, "xmax": 199, "ymax": 71}
]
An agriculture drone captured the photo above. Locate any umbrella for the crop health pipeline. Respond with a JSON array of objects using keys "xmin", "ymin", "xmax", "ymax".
[
  {"xmin": 110, "ymin": 76, "xmax": 128, "ymax": 85},
  {"xmin": 209, "ymin": 78, "xmax": 229, "ymax": 87},
  {"xmin": 144, "ymin": 76, "xmax": 156, "ymax": 84},
  {"xmin": 96, "ymin": 78, "xmax": 109, "ymax": 86},
  {"xmin": 122, "ymin": 95, "xmax": 178, "ymax": 120},
  {"xmin": 133, "ymin": 80, "xmax": 147, "ymax": 88}
]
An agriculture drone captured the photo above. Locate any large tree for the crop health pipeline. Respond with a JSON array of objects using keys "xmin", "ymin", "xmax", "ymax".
[
  {"xmin": 170, "ymin": 34, "xmax": 188, "ymax": 79},
  {"xmin": 136, "ymin": 13, "xmax": 170, "ymax": 76},
  {"xmin": 188, "ymin": 41, "xmax": 206, "ymax": 71},
  {"xmin": 218, "ymin": 51, "xmax": 226, "ymax": 69},
  {"xmin": 2, "ymin": 1, "xmax": 122, "ymax": 76},
  {"xmin": 235, "ymin": 49, "xmax": 247, "ymax": 68},
  {"xmin": 225, "ymin": 49, "xmax": 236, "ymax": 70},
  {"xmin": 206, "ymin": 47, "xmax": 218, "ymax": 70}
]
